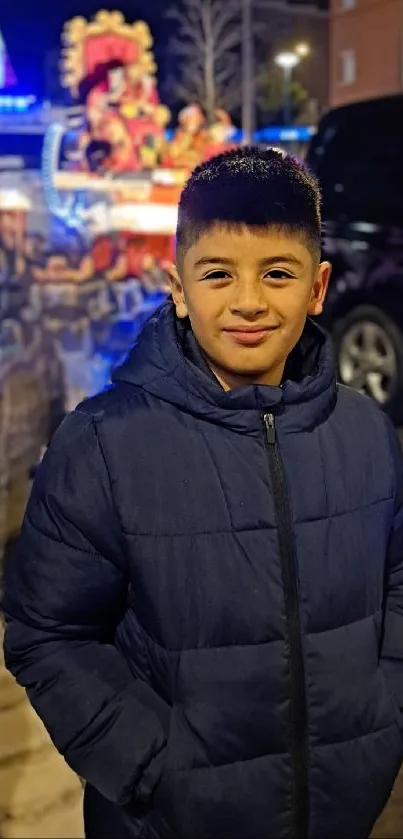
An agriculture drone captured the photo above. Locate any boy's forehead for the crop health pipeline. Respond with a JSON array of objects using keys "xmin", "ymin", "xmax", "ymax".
[{"xmin": 187, "ymin": 225, "xmax": 312, "ymax": 265}]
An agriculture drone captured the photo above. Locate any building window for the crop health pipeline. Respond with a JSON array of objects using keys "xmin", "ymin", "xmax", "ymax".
[
  {"xmin": 342, "ymin": 0, "xmax": 356, "ymax": 8},
  {"xmin": 340, "ymin": 49, "xmax": 356, "ymax": 85}
]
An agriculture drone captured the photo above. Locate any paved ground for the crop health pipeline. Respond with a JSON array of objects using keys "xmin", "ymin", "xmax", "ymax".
[
  {"xmin": 0, "ymin": 627, "xmax": 84, "ymax": 838},
  {"xmin": 372, "ymin": 776, "xmax": 403, "ymax": 838}
]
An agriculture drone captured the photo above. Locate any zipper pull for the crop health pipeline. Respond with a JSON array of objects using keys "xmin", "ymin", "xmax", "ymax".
[{"xmin": 264, "ymin": 412, "xmax": 276, "ymax": 445}]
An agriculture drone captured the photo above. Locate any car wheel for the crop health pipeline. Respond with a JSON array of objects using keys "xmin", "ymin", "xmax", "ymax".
[{"xmin": 332, "ymin": 304, "xmax": 403, "ymax": 422}]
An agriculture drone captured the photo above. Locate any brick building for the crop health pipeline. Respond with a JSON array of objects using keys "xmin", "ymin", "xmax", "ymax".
[{"xmin": 330, "ymin": 0, "xmax": 403, "ymax": 107}]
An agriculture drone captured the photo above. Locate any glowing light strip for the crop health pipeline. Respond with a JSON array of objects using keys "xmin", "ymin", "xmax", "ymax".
[
  {"xmin": 0, "ymin": 95, "xmax": 36, "ymax": 110},
  {"xmin": 42, "ymin": 122, "xmax": 89, "ymax": 230},
  {"xmin": 109, "ymin": 202, "xmax": 178, "ymax": 234}
]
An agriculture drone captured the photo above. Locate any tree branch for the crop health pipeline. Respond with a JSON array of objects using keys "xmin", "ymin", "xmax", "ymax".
[
  {"xmin": 167, "ymin": 3, "xmax": 203, "ymax": 31},
  {"xmin": 174, "ymin": 79, "xmax": 206, "ymax": 105},
  {"xmin": 212, "ymin": 0, "xmax": 240, "ymax": 36},
  {"xmin": 167, "ymin": 0, "xmax": 243, "ymax": 117},
  {"xmin": 170, "ymin": 18, "xmax": 202, "ymax": 42},
  {"xmin": 215, "ymin": 65, "xmax": 238, "ymax": 87},
  {"xmin": 170, "ymin": 37, "xmax": 204, "ymax": 65},
  {"xmin": 214, "ymin": 31, "xmax": 242, "ymax": 56}
]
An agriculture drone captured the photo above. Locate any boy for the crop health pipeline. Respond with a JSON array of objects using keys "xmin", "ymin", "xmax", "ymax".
[{"xmin": 3, "ymin": 147, "xmax": 403, "ymax": 839}]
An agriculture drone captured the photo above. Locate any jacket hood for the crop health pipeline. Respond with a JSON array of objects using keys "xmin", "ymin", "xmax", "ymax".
[{"xmin": 112, "ymin": 300, "xmax": 337, "ymax": 434}]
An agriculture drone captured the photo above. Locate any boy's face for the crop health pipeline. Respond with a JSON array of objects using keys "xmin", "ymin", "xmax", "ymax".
[{"xmin": 171, "ymin": 225, "xmax": 331, "ymax": 390}]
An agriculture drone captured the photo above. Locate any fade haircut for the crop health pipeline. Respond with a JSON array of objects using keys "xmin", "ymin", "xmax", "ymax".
[{"xmin": 176, "ymin": 146, "xmax": 322, "ymax": 269}]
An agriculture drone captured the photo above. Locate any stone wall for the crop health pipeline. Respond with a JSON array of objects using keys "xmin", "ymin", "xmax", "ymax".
[{"xmin": 0, "ymin": 629, "xmax": 83, "ymax": 839}]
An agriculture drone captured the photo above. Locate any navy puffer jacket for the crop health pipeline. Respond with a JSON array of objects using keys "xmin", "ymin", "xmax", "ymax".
[{"xmin": 3, "ymin": 301, "xmax": 403, "ymax": 839}]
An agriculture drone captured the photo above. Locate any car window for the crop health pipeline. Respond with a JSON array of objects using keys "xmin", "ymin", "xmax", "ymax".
[{"xmin": 308, "ymin": 99, "xmax": 403, "ymax": 224}]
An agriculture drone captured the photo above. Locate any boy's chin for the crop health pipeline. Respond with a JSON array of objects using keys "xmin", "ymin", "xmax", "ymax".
[
  {"xmin": 224, "ymin": 353, "xmax": 280, "ymax": 376},
  {"xmin": 219, "ymin": 359, "xmax": 283, "ymax": 385}
]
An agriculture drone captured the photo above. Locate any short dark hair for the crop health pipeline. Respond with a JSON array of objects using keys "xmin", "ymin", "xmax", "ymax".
[{"xmin": 176, "ymin": 146, "xmax": 322, "ymax": 267}]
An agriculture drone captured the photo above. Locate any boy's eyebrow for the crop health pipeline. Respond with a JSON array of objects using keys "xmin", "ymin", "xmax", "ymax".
[
  {"xmin": 194, "ymin": 254, "xmax": 305, "ymax": 268},
  {"xmin": 258, "ymin": 254, "xmax": 305, "ymax": 268},
  {"xmin": 194, "ymin": 256, "xmax": 235, "ymax": 268}
]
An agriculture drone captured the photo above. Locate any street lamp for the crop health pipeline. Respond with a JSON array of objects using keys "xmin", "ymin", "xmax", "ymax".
[
  {"xmin": 295, "ymin": 42, "xmax": 310, "ymax": 59},
  {"xmin": 274, "ymin": 51, "xmax": 300, "ymax": 125}
]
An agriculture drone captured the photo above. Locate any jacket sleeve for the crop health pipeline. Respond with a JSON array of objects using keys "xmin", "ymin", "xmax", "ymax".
[
  {"xmin": 2, "ymin": 409, "xmax": 170, "ymax": 806},
  {"xmin": 380, "ymin": 416, "xmax": 403, "ymax": 724}
]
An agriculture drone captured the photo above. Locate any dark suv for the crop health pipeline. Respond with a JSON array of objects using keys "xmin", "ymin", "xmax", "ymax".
[{"xmin": 307, "ymin": 94, "xmax": 403, "ymax": 422}]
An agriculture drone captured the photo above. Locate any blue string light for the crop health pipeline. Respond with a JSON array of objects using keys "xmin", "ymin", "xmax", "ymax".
[{"xmin": 41, "ymin": 122, "xmax": 89, "ymax": 230}]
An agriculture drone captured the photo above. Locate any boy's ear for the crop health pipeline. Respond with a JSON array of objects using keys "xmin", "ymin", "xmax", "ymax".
[
  {"xmin": 307, "ymin": 261, "xmax": 332, "ymax": 317},
  {"xmin": 169, "ymin": 265, "xmax": 189, "ymax": 319}
]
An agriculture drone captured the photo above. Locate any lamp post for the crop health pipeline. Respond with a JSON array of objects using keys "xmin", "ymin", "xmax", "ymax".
[
  {"xmin": 274, "ymin": 50, "xmax": 300, "ymax": 126},
  {"xmin": 242, "ymin": 0, "xmax": 254, "ymax": 144}
]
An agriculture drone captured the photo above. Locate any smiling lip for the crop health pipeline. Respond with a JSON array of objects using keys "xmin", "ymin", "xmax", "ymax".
[{"xmin": 223, "ymin": 326, "xmax": 276, "ymax": 346}]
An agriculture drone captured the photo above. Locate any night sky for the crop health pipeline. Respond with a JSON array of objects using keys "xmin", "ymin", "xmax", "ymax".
[
  {"xmin": 1, "ymin": 0, "xmax": 169, "ymax": 97},
  {"xmin": 1, "ymin": 0, "xmax": 328, "ymax": 99}
]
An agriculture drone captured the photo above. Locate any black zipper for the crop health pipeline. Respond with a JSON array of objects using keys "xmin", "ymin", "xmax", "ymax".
[{"xmin": 263, "ymin": 411, "xmax": 309, "ymax": 839}]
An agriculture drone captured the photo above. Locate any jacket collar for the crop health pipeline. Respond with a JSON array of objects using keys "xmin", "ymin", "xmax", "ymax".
[{"xmin": 112, "ymin": 300, "xmax": 337, "ymax": 434}]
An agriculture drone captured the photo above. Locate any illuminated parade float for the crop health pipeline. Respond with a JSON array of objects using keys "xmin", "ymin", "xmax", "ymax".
[
  {"xmin": 48, "ymin": 10, "xmax": 236, "ymax": 277},
  {"xmin": 0, "ymin": 10, "xmax": 236, "ymax": 411}
]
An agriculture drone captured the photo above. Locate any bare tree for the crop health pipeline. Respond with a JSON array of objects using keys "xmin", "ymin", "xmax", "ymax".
[{"xmin": 167, "ymin": 0, "xmax": 242, "ymax": 123}]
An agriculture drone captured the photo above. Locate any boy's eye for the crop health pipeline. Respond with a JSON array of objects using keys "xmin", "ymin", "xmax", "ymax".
[
  {"xmin": 264, "ymin": 269, "xmax": 294, "ymax": 281},
  {"xmin": 202, "ymin": 270, "xmax": 231, "ymax": 280}
]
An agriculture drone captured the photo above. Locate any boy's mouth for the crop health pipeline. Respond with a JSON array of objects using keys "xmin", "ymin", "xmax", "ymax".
[{"xmin": 222, "ymin": 326, "xmax": 277, "ymax": 347}]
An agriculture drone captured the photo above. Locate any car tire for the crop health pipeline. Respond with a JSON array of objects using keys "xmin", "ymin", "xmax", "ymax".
[{"xmin": 332, "ymin": 304, "xmax": 403, "ymax": 423}]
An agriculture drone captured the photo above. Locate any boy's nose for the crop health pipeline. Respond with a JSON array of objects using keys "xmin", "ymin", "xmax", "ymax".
[{"xmin": 230, "ymin": 282, "xmax": 268, "ymax": 319}]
